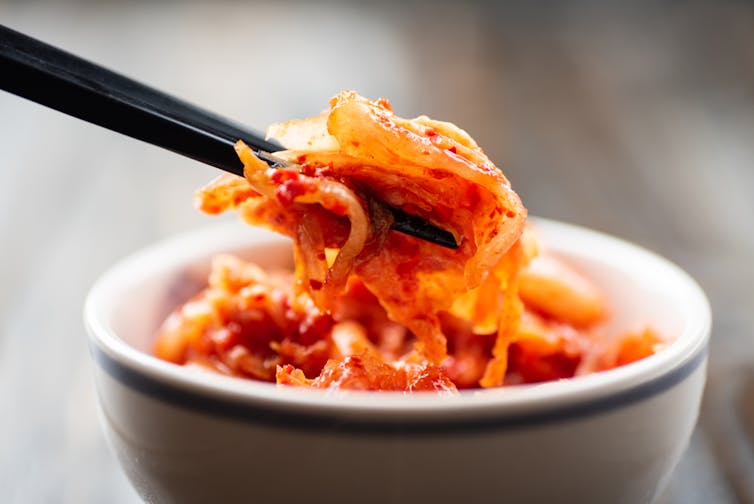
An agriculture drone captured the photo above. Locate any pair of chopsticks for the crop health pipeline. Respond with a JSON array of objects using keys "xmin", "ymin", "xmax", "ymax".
[{"xmin": 0, "ymin": 25, "xmax": 458, "ymax": 249}]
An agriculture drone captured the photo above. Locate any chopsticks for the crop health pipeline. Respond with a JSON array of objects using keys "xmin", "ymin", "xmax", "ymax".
[{"xmin": 0, "ymin": 25, "xmax": 459, "ymax": 249}]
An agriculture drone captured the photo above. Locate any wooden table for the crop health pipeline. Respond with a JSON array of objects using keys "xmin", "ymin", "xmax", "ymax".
[{"xmin": 1, "ymin": 2, "xmax": 752, "ymax": 502}]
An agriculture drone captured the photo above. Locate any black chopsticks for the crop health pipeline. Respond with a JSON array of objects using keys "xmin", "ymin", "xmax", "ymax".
[
  {"xmin": 0, "ymin": 25, "xmax": 458, "ymax": 249},
  {"xmin": 0, "ymin": 24, "xmax": 278, "ymax": 176}
]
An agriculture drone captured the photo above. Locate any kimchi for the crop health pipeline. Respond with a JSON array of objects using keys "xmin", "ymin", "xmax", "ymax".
[{"xmin": 154, "ymin": 91, "xmax": 665, "ymax": 392}]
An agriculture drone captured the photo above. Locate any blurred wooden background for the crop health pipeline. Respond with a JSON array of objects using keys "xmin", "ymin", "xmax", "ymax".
[{"xmin": 1, "ymin": 1, "xmax": 752, "ymax": 502}]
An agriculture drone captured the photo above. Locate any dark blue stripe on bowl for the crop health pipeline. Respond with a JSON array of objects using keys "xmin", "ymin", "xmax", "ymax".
[{"xmin": 90, "ymin": 344, "xmax": 706, "ymax": 436}]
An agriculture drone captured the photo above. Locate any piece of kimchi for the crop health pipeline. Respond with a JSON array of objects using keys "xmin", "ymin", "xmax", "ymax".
[{"xmin": 155, "ymin": 91, "xmax": 664, "ymax": 392}]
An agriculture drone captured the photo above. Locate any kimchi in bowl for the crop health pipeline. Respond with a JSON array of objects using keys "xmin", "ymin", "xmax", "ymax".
[{"xmin": 85, "ymin": 218, "xmax": 710, "ymax": 504}]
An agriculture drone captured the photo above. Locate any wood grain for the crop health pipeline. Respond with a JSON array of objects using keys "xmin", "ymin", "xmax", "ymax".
[{"xmin": 1, "ymin": 1, "xmax": 752, "ymax": 502}]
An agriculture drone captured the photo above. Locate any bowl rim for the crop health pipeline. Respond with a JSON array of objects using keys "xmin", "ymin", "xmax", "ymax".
[{"xmin": 84, "ymin": 217, "xmax": 711, "ymax": 430}]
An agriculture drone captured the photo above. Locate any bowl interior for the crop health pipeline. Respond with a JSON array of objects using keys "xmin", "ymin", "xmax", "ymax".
[
  {"xmin": 110, "ymin": 236, "xmax": 295, "ymax": 355},
  {"xmin": 85, "ymin": 218, "xmax": 710, "ymax": 418}
]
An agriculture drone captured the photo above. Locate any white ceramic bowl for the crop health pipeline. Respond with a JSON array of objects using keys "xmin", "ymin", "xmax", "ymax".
[{"xmin": 84, "ymin": 218, "xmax": 710, "ymax": 504}]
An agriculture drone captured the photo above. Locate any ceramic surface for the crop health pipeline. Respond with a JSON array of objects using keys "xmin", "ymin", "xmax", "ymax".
[{"xmin": 85, "ymin": 219, "xmax": 711, "ymax": 504}]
